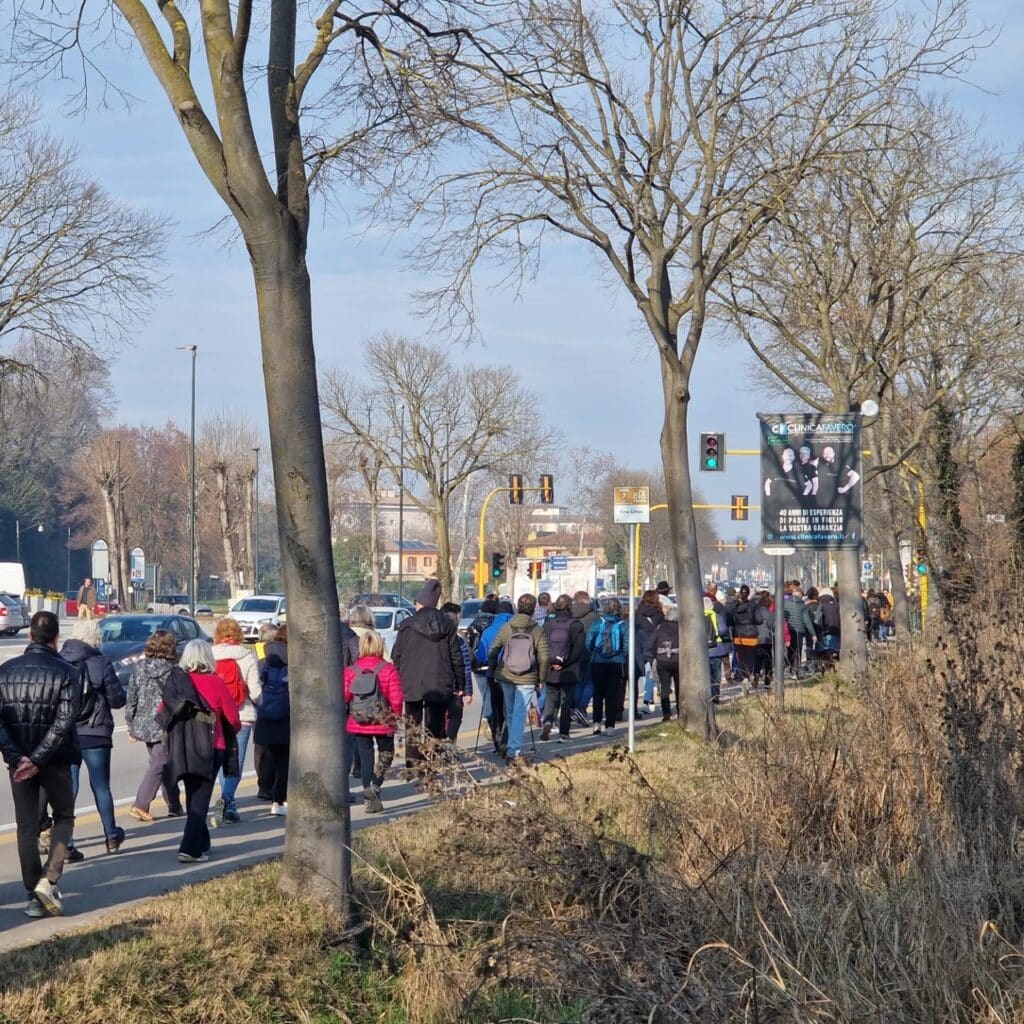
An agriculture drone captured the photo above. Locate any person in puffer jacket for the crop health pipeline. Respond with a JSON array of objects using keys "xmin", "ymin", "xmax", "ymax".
[
  {"xmin": 211, "ymin": 617, "xmax": 261, "ymax": 824},
  {"xmin": 60, "ymin": 620, "xmax": 127, "ymax": 855},
  {"xmin": 126, "ymin": 630, "xmax": 185, "ymax": 822}
]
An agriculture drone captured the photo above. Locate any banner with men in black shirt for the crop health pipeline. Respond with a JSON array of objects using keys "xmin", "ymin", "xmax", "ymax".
[{"xmin": 759, "ymin": 413, "xmax": 863, "ymax": 548}]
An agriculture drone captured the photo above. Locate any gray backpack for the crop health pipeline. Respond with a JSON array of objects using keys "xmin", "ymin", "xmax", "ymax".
[
  {"xmin": 502, "ymin": 628, "xmax": 537, "ymax": 675},
  {"xmin": 349, "ymin": 664, "xmax": 389, "ymax": 725}
]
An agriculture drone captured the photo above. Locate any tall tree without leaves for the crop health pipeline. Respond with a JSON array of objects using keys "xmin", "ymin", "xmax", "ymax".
[{"xmin": 364, "ymin": 0, "xmax": 973, "ymax": 735}]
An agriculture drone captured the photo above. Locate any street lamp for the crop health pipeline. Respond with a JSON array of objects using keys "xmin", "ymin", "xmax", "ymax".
[
  {"xmin": 15, "ymin": 519, "xmax": 44, "ymax": 565},
  {"xmin": 252, "ymin": 446, "xmax": 260, "ymax": 593},
  {"xmin": 177, "ymin": 344, "xmax": 198, "ymax": 616}
]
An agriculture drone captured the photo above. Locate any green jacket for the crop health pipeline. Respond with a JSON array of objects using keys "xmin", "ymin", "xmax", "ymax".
[{"xmin": 487, "ymin": 614, "xmax": 550, "ymax": 686}]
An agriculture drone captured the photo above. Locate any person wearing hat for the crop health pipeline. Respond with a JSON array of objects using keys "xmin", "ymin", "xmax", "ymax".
[
  {"xmin": 655, "ymin": 580, "xmax": 674, "ymax": 616},
  {"xmin": 391, "ymin": 579, "xmax": 467, "ymax": 770}
]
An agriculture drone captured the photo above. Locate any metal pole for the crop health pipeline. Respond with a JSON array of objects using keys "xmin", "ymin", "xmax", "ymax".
[
  {"xmin": 15, "ymin": 519, "xmax": 20, "ymax": 564},
  {"xmin": 66, "ymin": 526, "xmax": 71, "ymax": 592},
  {"xmin": 398, "ymin": 408, "xmax": 404, "ymax": 600},
  {"xmin": 627, "ymin": 523, "xmax": 637, "ymax": 753},
  {"xmin": 774, "ymin": 555, "xmax": 785, "ymax": 708},
  {"xmin": 177, "ymin": 344, "xmax": 198, "ymax": 616},
  {"xmin": 253, "ymin": 446, "xmax": 260, "ymax": 592}
]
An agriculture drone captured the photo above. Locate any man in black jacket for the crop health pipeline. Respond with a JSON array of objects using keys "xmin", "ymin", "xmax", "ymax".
[
  {"xmin": 0, "ymin": 611, "xmax": 82, "ymax": 918},
  {"xmin": 392, "ymin": 579, "xmax": 466, "ymax": 770}
]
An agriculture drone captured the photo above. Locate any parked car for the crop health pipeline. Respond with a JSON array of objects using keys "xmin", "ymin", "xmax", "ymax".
[
  {"xmin": 0, "ymin": 592, "xmax": 30, "ymax": 636},
  {"xmin": 146, "ymin": 593, "xmax": 193, "ymax": 615},
  {"xmin": 351, "ymin": 593, "xmax": 414, "ymax": 610},
  {"xmin": 228, "ymin": 594, "xmax": 287, "ymax": 642},
  {"xmin": 64, "ymin": 590, "xmax": 114, "ymax": 617},
  {"xmin": 457, "ymin": 598, "xmax": 485, "ymax": 636},
  {"xmin": 98, "ymin": 613, "xmax": 209, "ymax": 686},
  {"xmin": 367, "ymin": 606, "xmax": 413, "ymax": 651}
]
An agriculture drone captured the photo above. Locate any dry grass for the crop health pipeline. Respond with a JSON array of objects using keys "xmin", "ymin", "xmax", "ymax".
[{"xmin": 2, "ymin": 633, "xmax": 1024, "ymax": 1023}]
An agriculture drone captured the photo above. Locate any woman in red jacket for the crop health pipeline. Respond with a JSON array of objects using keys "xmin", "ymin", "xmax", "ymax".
[{"xmin": 343, "ymin": 630, "xmax": 403, "ymax": 814}]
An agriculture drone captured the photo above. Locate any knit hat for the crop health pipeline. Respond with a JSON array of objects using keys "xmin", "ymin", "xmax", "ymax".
[{"xmin": 415, "ymin": 578, "xmax": 442, "ymax": 609}]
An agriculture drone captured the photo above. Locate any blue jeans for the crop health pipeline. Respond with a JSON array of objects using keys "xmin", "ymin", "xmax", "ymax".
[
  {"xmin": 709, "ymin": 657, "xmax": 724, "ymax": 701},
  {"xmin": 643, "ymin": 661, "xmax": 656, "ymax": 704},
  {"xmin": 574, "ymin": 662, "xmax": 593, "ymax": 713},
  {"xmin": 71, "ymin": 746, "xmax": 118, "ymax": 840},
  {"xmin": 218, "ymin": 723, "xmax": 251, "ymax": 812},
  {"xmin": 500, "ymin": 682, "xmax": 536, "ymax": 757}
]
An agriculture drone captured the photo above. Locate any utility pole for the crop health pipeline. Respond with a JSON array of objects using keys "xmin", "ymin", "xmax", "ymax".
[
  {"xmin": 398, "ymin": 407, "xmax": 405, "ymax": 600},
  {"xmin": 253, "ymin": 446, "xmax": 260, "ymax": 592},
  {"xmin": 178, "ymin": 344, "xmax": 198, "ymax": 615}
]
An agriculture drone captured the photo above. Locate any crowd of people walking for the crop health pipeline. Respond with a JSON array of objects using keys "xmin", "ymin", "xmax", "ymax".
[{"xmin": 0, "ymin": 573, "xmax": 889, "ymax": 920}]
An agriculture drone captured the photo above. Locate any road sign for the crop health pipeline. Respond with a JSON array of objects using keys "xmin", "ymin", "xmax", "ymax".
[
  {"xmin": 862, "ymin": 560, "xmax": 874, "ymax": 574},
  {"xmin": 549, "ymin": 555, "xmax": 568, "ymax": 571},
  {"xmin": 613, "ymin": 485, "xmax": 651, "ymax": 524},
  {"xmin": 986, "ymin": 513, "xmax": 1007, "ymax": 523}
]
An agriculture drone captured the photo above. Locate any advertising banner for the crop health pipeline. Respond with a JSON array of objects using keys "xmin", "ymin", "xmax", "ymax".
[{"xmin": 759, "ymin": 413, "xmax": 863, "ymax": 548}]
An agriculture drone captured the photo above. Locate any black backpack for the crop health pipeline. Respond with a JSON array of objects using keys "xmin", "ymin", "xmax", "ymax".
[
  {"xmin": 546, "ymin": 618, "xmax": 573, "ymax": 666},
  {"xmin": 349, "ymin": 664, "xmax": 390, "ymax": 725}
]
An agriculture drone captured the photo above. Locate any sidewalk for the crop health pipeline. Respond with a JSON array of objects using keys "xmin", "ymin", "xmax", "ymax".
[{"xmin": 0, "ymin": 710, "xmax": 685, "ymax": 951}]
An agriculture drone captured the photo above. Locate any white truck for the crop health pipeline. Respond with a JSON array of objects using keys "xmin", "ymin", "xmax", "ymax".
[{"xmin": 513, "ymin": 555, "xmax": 598, "ymax": 599}]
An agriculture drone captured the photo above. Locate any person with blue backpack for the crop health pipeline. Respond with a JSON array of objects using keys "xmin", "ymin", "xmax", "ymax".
[
  {"xmin": 253, "ymin": 625, "xmax": 290, "ymax": 816},
  {"xmin": 586, "ymin": 599, "xmax": 628, "ymax": 734},
  {"xmin": 475, "ymin": 599, "xmax": 514, "ymax": 752}
]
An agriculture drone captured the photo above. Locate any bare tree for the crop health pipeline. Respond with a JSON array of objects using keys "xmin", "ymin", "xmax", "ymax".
[
  {"xmin": 321, "ymin": 334, "xmax": 554, "ymax": 599},
  {"xmin": 362, "ymin": 0, "xmax": 973, "ymax": 735},
  {"xmin": 199, "ymin": 411, "xmax": 260, "ymax": 598},
  {"xmin": 719, "ymin": 98, "xmax": 1023, "ymax": 671}
]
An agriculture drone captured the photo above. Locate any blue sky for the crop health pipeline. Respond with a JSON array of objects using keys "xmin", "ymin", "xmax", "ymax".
[{"xmin": 29, "ymin": 0, "xmax": 1024, "ymax": 532}]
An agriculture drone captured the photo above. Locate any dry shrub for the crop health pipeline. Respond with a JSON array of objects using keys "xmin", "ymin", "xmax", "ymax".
[{"xmin": 360, "ymin": 626, "xmax": 1024, "ymax": 1022}]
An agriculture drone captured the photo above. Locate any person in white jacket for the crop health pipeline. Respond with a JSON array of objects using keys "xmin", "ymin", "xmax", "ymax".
[{"xmin": 210, "ymin": 617, "xmax": 261, "ymax": 824}]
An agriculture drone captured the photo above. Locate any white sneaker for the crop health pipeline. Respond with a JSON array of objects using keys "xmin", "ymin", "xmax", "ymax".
[
  {"xmin": 33, "ymin": 878, "xmax": 64, "ymax": 916},
  {"xmin": 271, "ymin": 802, "xmax": 287, "ymax": 816},
  {"xmin": 177, "ymin": 851, "xmax": 210, "ymax": 863},
  {"xmin": 592, "ymin": 724, "xmax": 602, "ymax": 735}
]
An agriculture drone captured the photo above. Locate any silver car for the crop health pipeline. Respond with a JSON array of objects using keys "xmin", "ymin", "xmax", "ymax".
[
  {"xmin": 228, "ymin": 594, "xmax": 287, "ymax": 641},
  {"xmin": 0, "ymin": 592, "xmax": 30, "ymax": 636}
]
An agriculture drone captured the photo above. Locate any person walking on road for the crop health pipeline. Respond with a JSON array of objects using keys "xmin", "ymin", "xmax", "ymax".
[
  {"xmin": 254, "ymin": 625, "xmax": 291, "ymax": 815},
  {"xmin": 441, "ymin": 602, "xmax": 474, "ymax": 745},
  {"xmin": 730, "ymin": 585, "xmax": 765, "ymax": 686},
  {"xmin": 126, "ymin": 630, "xmax": 185, "ymax": 822},
  {"xmin": 344, "ymin": 629, "xmax": 404, "ymax": 813},
  {"xmin": 570, "ymin": 592, "xmax": 599, "ymax": 726},
  {"xmin": 76, "ymin": 578, "xmax": 97, "ymax": 620},
  {"xmin": 653, "ymin": 606, "xmax": 680, "ymax": 721},
  {"xmin": 636, "ymin": 590, "xmax": 665, "ymax": 711},
  {"xmin": 392, "ymin": 579, "xmax": 466, "ymax": 772},
  {"xmin": 211, "ymin": 617, "xmax": 261, "ymax": 824},
  {"xmin": 60, "ymin": 620, "xmax": 127, "ymax": 855},
  {"xmin": 0, "ymin": 611, "xmax": 82, "ymax": 918},
  {"xmin": 475, "ymin": 599, "xmax": 514, "ymax": 751},
  {"xmin": 541, "ymin": 594, "xmax": 585, "ymax": 742},
  {"xmin": 488, "ymin": 594, "xmax": 549, "ymax": 762},
  {"xmin": 158, "ymin": 640, "xmax": 241, "ymax": 863},
  {"xmin": 586, "ymin": 599, "xmax": 628, "ymax": 734}
]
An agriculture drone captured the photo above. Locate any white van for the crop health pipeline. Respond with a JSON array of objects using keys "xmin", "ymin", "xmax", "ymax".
[{"xmin": 0, "ymin": 563, "xmax": 27, "ymax": 598}]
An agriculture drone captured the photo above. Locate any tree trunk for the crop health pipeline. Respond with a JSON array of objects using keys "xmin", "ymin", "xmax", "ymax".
[
  {"xmin": 660, "ymin": 365, "xmax": 715, "ymax": 740},
  {"xmin": 241, "ymin": 470, "xmax": 254, "ymax": 591},
  {"xmin": 836, "ymin": 546, "xmax": 867, "ymax": 677},
  {"xmin": 879, "ymin": 470, "xmax": 911, "ymax": 636},
  {"xmin": 214, "ymin": 466, "xmax": 239, "ymax": 597},
  {"xmin": 250, "ymin": 229, "xmax": 348, "ymax": 916},
  {"xmin": 933, "ymin": 401, "xmax": 972, "ymax": 619},
  {"xmin": 368, "ymin": 465, "xmax": 380, "ymax": 592},
  {"xmin": 101, "ymin": 483, "xmax": 118, "ymax": 598},
  {"xmin": 431, "ymin": 506, "xmax": 454, "ymax": 599}
]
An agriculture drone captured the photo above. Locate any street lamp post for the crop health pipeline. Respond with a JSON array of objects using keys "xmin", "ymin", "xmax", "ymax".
[
  {"xmin": 252, "ymin": 446, "xmax": 260, "ymax": 592},
  {"xmin": 65, "ymin": 526, "xmax": 71, "ymax": 592},
  {"xmin": 177, "ymin": 345, "xmax": 198, "ymax": 616},
  {"xmin": 15, "ymin": 519, "xmax": 44, "ymax": 570}
]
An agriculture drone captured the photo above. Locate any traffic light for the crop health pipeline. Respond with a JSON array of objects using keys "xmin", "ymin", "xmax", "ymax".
[
  {"xmin": 491, "ymin": 552, "xmax": 506, "ymax": 578},
  {"xmin": 737, "ymin": 540, "xmax": 746, "ymax": 552},
  {"xmin": 526, "ymin": 561, "xmax": 535, "ymax": 580},
  {"xmin": 715, "ymin": 539, "xmax": 725, "ymax": 553},
  {"xmin": 700, "ymin": 432, "xmax": 725, "ymax": 471},
  {"xmin": 509, "ymin": 473, "xmax": 523, "ymax": 504},
  {"xmin": 526, "ymin": 560, "xmax": 544, "ymax": 579},
  {"xmin": 539, "ymin": 473, "xmax": 554, "ymax": 504},
  {"xmin": 731, "ymin": 495, "xmax": 749, "ymax": 521},
  {"xmin": 915, "ymin": 549, "xmax": 928, "ymax": 575}
]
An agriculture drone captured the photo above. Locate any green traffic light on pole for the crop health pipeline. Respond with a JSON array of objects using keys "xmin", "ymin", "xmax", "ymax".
[
  {"xmin": 491, "ymin": 552, "xmax": 506, "ymax": 578},
  {"xmin": 699, "ymin": 432, "xmax": 725, "ymax": 472}
]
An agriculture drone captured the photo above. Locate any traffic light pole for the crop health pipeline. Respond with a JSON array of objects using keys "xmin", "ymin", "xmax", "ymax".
[{"xmin": 476, "ymin": 485, "xmax": 546, "ymax": 598}]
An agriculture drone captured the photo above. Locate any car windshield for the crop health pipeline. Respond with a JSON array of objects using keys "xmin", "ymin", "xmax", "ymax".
[
  {"xmin": 356, "ymin": 594, "xmax": 398, "ymax": 607},
  {"xmin": 99, "ymin": 617, "xmax": 166, "ymax": 644},
  {"xmin": 0, "ymin": 594, "xmax": 19, "ymax": 607},
  {"xmin": 372, "ymin": 612, "xmax": 395, "ymax": 629},
  {"xmin": 232, "ymin": 598, "xmax": 279, "ymax": 613},
  {"xmin": 460, "ymin": 600, "xmax": 483, "ymax": 619}
]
